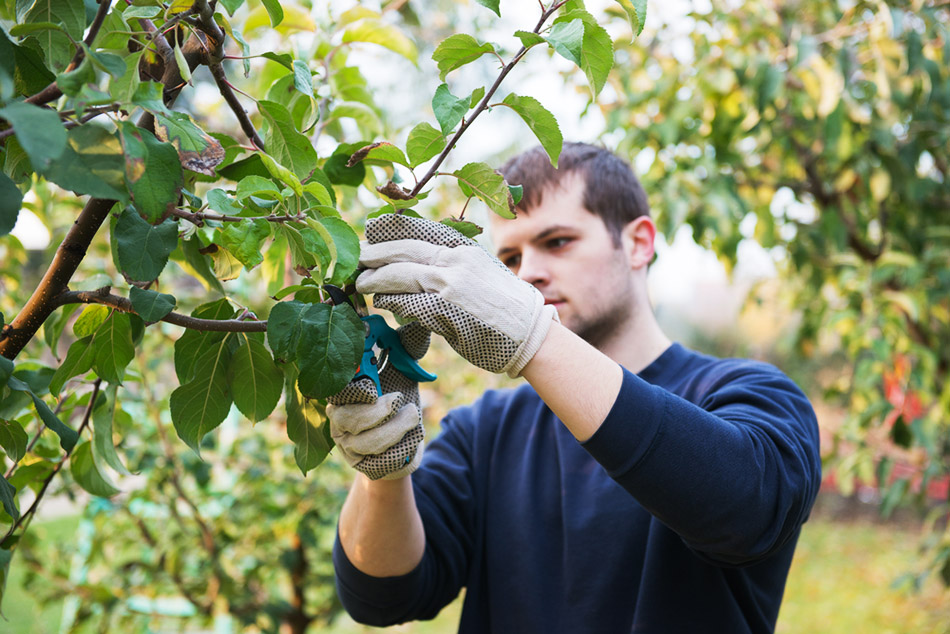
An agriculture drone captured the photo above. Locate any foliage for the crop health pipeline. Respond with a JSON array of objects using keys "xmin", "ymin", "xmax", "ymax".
[
  {"xmin": 0, "ymin": 0, "xmax": 644, "ymax": 623},
  {"xmin": 604, "ymin": 0, "xmax": 950, "ymax": 585}
]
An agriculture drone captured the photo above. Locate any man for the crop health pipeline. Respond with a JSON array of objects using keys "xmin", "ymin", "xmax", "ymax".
[{"xmin": 328, "ymin": 143, "xmax": 821, "ymax": 633}]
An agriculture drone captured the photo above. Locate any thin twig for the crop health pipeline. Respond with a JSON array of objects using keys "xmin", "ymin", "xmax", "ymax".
[
  {"xmin": 407, "ymin": 1, "xmax": 566, "ymax": 199},
  {"xmin": 2, "ymin": 380, "xmax": 101, "ymax": 543},
  {"xmin": 171, "ymin": 207, "xmax": 302, "ymax": 225},
  {"xmin": 51, "ymin": 289, "xmax": 268, "ymax": 333}
]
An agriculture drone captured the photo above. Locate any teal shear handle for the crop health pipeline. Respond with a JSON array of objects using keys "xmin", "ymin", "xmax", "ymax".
[{"xmin": 356, "ymin": 314, "xmax": 437, "ymax": 396}]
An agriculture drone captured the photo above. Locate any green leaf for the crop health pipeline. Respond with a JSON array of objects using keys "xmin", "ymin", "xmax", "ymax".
[
  {"xmin": 123, "ymin": 6, "xmax": 161, "ymax": 19},
  {"xmin": 295, "ymin": 303, "xmax": 364, "ymax": 400},
  {"xmin": 329, "ymin": 101, "xmax": 383, "ymax": 137},
  {"xmin": 614, "ymin": 0, "xmax": 647, "ymax": 37},
  {"xmin": 11, "ymin": 39, "xmax": 56, "ymax": 97},
  {"xmin": 546, "ymin": 19, "xmax": 584, "ymax": 66},
  {"xmin": 349, "ymin": 142, "xmax": 411, "ymax": 168},
  {"xmin": 555, "ymin": 9, "xmax": 614, "ymax": 97},
  {"xmin": 206, "ymin": 189, "xmax": 243, "ymax": 215},
  {"xmin": 267, "ymin": 300, "xmax": 310, "ymax": 362},
  {"xmin": 342, "ymin": 19, "xmax": 418, "ymax": 64},
  {"xmin": 470, "ymin": 86, "xmax": 485, "ymax": 108},
  {"xmin": 474, "ymin": 0, "xmax": 501, "ymax": 16},
  {"xmin": 219, "ymin": 0, "xmax": 245, "ymax": 15},
  {"xmin": 153, "ymin": 112, "xmax": 225, "ymax": 177},
  {"xmin": 453, "ymin": 162, "xmax": 515, "ymax": 218},
  {"xmin": 0, "ymin": 101, "xmax": 67, "ymax": 170},
  {"xmin": 115, "ymin": 207, "xmax": 179, "ymax": 281},
  {"xmin": 501, "ymin": 94, "xmax": 562, "ymax": 167},
  {"xmin": 315, "ymin": 217, "xmax": 360, "ymax": 285},
  {"xmin": 41, "ymin": 125, "xmax": 128, "ymax": 201},
  {"xmin": 178, "ymin": 237, "xmax": 227, "ymax": 295},
  {"xmin": 323, "ymin": 151, "xmax": 366, "ymax": 188},
  {"xmin": 228, "ymin": 334, "xmax": 283, "ymax": 422},
  {"xmin": 44, "ymin": 304, "xmax": 79, "ymax": 358},
  {"xmin": 0, "ymin": 475, "xmax": 18, "ymax": 521},
  {"xmin": 110, "ymin": 51, "xmax": 143, "ymax": 104},
  {"xmin": 0, "ymin": 420, "xmax": 28, "ymax": 463},
  {"xmin": 85, "ymin": 47, "xmax": 126, "ymax": 78},
  {"xmin": 74, "ymin": 305, "xmax": 110, "ymax": 338},
  {"xmin": 218, "ymin": 219, "xmax": 270, "ymax": 270},
  {"xmin": 406, "ymin": 122, "xmax": 446, "ymax": 168},
  {"xmin": 91, "ymin": 312, "xmax": 135, "ymax": 385},
  {"xmin": 69, "ymin": 441, "xmax": 119, "ymax": 497},
  {"xmin": 119, "ymin": 122, "xmax": 183, "ymax": 224},
  {"xmin": 235, "ymin": 174, "xmax": 283, "ymax": 201},
  {"xmin": 0, "ymin": 172, "xmax": 22, "ymax": 237},
  {"xmin": 55, "ymin": 56, "xmax": 96, "ymax": 96},
  {"xmin": 0, "ymin": 29, "xmax": 15, "ymax": 100},
  {"xmin": 258, "ymin": 152, "xmax": 303, "ymax": 197},
  {"xmin": 440, "ymin": 218, "xmax": 483, "ymax": 239},
  {"xmin": 49, "ymin": 336, "xmax": 95, "ymax": 396},
  {"xmin": 257, "ymin": 0, "xmax": 284, "ymax": 26},
  {"xmin": 258, "ymin": 100, "xmax": 318, "ymax": 180},
  {"xmin": 91, "ymin": 385, "xmax": 133, "ymax": 476},
  {"xmin": 170, "ymin": 337, "xmax": 233, "ymax": 453},
  {"xmin": 432, "ymin": 83, "xmax": 469, "ymax": 135},
  {"xmin": 129, "ymin": 287, "xmax": 176, "ymax": 322},
  {"xmin": 292, "ymin": 59, "xmax": 313, "ymax": 96},
  {"xmin": 6, "ymin": 377, "xmax": 78, "ymax": 451},
  {"xmin": 23, "ymin": 0, "xmax": 86, "ymax": 70},
  {"xmin": 432, "ymin": 34, "xmax": 496, "ymax": 82},
  {"xmin": 174, "ymin": 301, "xmax": 235, "ymax": 383},
  {"xmin": 211, "ymin": 246, "xmax": 243, "ymax": 281},
  {"xmin": 514, "ymin": 30, "xmax": 547, "ymax": 48},
  {"xmin": 284, "ymin": 366, "xmax": 333, "ymax": 474}
]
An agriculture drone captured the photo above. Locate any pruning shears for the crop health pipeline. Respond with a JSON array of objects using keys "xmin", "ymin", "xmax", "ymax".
[{"xmin": 325, "ymin": 284, "xmax": 436, "ymax": 395}]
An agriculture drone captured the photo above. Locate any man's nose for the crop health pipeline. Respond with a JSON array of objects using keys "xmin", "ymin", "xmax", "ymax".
[{"xmin": 517, "ymin": 251, "xmax": 549, "ymax": 288}]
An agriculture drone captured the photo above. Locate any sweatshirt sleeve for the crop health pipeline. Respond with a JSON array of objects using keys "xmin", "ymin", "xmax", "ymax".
[
  {"xmin": 333, "ymin": 407, "xmax": 479, "ymax": 626},
  {"xmin": 581, "ymin": 364, "xmax": 821, "ymax": 566}
]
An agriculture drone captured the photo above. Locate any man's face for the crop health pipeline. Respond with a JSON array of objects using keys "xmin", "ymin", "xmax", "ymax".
[{"xmin": 489, "ymin": 175, "xmax": 639, "ymax": 349}]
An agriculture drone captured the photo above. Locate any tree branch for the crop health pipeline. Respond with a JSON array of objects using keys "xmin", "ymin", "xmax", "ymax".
[
  {"xmin": 406, "ymin": 1, "xmax": 566, "ymax": 199},
  {"xmin": 51, "ymin": 289, "xmax": 268, "ymax": 333},
  {"xmin": 170, "ymin": 207, "xmax": 302, "ymax": 226},
  {"xmin": 209, "ymin": 62, "xmax": 265, "ymax": 150}
]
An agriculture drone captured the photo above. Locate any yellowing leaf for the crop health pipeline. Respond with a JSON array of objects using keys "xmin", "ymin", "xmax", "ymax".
[{"xmin": 342, "ymin": 18, "xmax": 418, "ymax": 64}]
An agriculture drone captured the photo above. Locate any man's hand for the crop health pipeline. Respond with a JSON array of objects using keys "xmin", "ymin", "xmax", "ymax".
[
  {"xmin": 357, "ymin": 214, "xmax": 558, "ymax": 378},
  {"xmin": 328, "ymin": 321, "xmax": 430, "ymax": 480}
]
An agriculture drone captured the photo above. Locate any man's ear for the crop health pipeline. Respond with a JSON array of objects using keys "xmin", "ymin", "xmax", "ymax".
[{"xmin": 620, "ymin": 216, "xmax": 656, "ymax": 270}]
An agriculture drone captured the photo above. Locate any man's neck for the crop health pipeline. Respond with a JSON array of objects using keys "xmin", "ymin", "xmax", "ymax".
[{"xmin": 597, "ymin": 307, "xmax": 672, "ymax": 375}]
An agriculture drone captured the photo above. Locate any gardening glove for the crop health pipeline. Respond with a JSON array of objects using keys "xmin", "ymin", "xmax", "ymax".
[
  {"xmin": 326, "ymin": 321, "xmax": 430, "ymax": 480},
  {"xmin": 357, "ymin": 214, "xmax": 558, "ymax": 378}
]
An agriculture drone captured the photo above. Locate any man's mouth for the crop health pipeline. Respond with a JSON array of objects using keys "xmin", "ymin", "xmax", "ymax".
[{"xmin": 543, "ymin": 298, "xmax": 564, "ymax": 307}]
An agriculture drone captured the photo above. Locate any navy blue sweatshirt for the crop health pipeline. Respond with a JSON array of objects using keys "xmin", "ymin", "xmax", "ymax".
[{"xmin": 334, "ymin": 343, "xmax": 822, "ymax": 633}]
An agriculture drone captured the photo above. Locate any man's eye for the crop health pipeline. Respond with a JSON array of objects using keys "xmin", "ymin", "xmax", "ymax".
[
  {"xmin": 547, "ymin": 237, "xmax": 571, "ymax": 249},
  {"xmin": 502, "ymin": 254, "xmax": 521, "ymax": 269}
]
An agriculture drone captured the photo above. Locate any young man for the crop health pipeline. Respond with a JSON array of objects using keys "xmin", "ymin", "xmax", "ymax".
[{"xmin": 328, "ymin": 143, "xmax": 821, "ymax": 633}]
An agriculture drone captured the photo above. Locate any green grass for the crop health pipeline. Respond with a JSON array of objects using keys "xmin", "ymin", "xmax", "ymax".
[{"xmin": 6, "ymin": 508, "xmax": 949, "ymax": 633}]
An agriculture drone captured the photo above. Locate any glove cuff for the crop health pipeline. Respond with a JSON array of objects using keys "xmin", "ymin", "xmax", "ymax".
[{"xmin": 505, "ymin": 302, "xmax": 559, "ymax": 379}]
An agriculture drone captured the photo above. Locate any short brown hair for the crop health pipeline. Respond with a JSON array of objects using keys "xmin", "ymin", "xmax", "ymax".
[{"xmin": 498, "ymin": 142, "xmax": 650, "ymax": 243}]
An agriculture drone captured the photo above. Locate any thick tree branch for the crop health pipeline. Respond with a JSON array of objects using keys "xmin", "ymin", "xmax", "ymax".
[
  {"xmin": 2, "ymin": 3, "xmax": 231, "ymax": 360},
  {"xmin": 407, "ymin": 1, "xmax": 566, "ymax": 199},
  {"xmin": 52, "ymin": 289, "xmax": 268, "ymax": 333},
  {"xmin": 0, "ymin": 198, "xmax": 117, "ymax": 359}
]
